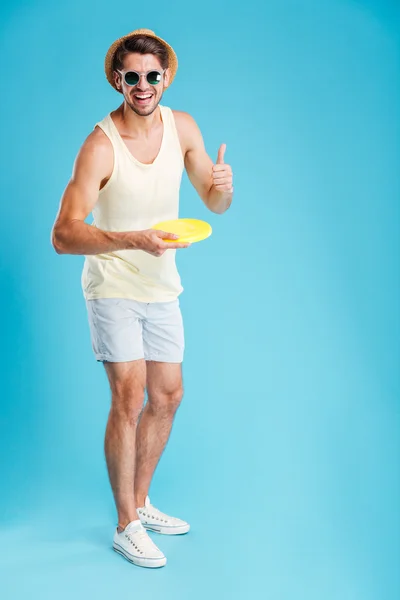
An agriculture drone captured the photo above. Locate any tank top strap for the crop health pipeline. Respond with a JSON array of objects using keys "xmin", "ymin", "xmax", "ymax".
[
  {"xmin": 160, "ymin": 105, "xmax": 184, "ymax": 163},
  {"xmin": 94, "ymin": 114, "xmax": 127, "ymax": 155}
]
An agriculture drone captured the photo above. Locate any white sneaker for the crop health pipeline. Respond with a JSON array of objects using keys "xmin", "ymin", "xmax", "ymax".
[
  {"xmin": 113, "ymin": 519, "xmax": 167, "ymax": 568},
  {"xmin": 137, "ymin": 496, "xmax": 190, "ymax": 535}
]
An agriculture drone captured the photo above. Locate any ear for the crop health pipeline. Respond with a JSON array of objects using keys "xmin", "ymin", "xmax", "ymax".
[
  {"xmin": 163, "ymin": 67, "xmax": 171, "ymax": 89},
  {"xmin": 113, "ymin": 70, "xmax": 122, "ymax": 91}
]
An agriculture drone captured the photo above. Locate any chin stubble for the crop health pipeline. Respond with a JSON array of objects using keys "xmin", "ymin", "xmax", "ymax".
[{"xmin": 126, "ymin": 92, "xmax": 164, "ymax": 116}]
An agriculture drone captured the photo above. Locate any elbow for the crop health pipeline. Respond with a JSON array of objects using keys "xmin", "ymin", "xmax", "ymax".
[
  {"xmin": 212, "ymin": 205, "xmax": 229, "ymax": 215},
  {"xmin": 210, "ymin": 201, "xmax": 232, "ymax": 215},
  {"xmin": 51, "ymin": 227, "xmax": 66, "ymax": 254},
  {"xmin": 205, "ymin": 188, "xmax": 233, "ymax": 215}
]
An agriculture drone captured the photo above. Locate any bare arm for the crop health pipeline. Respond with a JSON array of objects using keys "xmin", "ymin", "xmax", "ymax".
[
  {"xmin": 174, "ymin": 111, "xmax": 233, "ymax": 214},
  {"xmin": 51, "ymin": 128, "xmax": 189, "ymax": 256}
]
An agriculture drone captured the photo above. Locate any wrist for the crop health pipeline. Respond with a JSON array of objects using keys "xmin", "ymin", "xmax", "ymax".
[
  {"xmin": 126, "ymin": 230, "xmax": 142, "ymax": 250},
  {"xmin": 111, "ymin": 230, "xmax": 142, "ymax": 251}
]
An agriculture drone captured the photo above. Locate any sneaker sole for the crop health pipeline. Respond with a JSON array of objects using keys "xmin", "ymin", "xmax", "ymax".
[
  {"xmin": 142, "ymin": 523, "xmax": 190, "ymax": 535},
  {"xmin": 113, "ymin": 542, "xmax": 167, "ymax": 568}
]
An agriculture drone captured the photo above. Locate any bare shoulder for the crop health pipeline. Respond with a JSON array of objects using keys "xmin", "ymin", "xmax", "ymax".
[
  {"xmin": 172, "ymin": 110, "xmax": 199, "ymax": 132},
  {"xmin": 73, "ymin": 125, "xmax": 113, "ymax": 180},
  {"xmin": 78, "ymin": 126, "xmax": 113, "ymax": 161},
  {"xmin": 172, "ymin": 110, "xmax": 203, "ymax": 154}
]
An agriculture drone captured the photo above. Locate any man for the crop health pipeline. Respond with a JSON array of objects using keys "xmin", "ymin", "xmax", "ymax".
[{"xmin": 51, "ymin": 28, "xmax": 233, "ymax": 569}]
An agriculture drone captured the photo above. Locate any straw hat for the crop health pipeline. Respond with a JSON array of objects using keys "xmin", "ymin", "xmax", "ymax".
[{"xmin": 105, "ymin": 28, "xmax": 178, "ymax": 93}]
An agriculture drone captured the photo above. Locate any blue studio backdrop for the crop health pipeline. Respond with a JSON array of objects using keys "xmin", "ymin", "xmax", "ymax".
[{"xmin": 0, "ymin": 0, "xmax": 399, "ymax": 598}]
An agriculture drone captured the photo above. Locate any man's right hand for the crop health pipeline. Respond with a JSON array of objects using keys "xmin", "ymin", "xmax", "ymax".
[{"xmin": 134, "ymin": 229, "xmax": 191, "ymax": 257}]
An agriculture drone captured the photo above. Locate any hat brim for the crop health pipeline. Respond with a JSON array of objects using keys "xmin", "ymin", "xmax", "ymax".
[{"xmin": 105, "ymin": 28, "xmax": 178, "ymax": 93}]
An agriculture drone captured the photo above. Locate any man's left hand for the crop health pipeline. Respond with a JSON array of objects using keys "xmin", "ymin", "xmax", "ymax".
[{"xmin": 212, "ymin": 144, "xmax": 233, "ymax": 193}]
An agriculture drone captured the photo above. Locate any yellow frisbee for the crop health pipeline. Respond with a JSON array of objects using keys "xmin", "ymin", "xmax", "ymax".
[{"xmin": 152, "ymin": 218, "xmax": 212, "ymax": 243}]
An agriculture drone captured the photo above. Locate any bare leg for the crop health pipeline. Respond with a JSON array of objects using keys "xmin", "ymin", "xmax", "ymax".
[
  {"xmin": 103, "ymin": 359, "xmax": 146, "ymax": 532},
  {"xmin": 134, "ymin": 361, "xmax": 183, "ymax": 508}
]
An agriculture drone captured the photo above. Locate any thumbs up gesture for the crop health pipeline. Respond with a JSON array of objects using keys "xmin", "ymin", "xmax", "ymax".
[{"xmin": 212, "ymin": 143, "xmax": 233, "ymax": 193}]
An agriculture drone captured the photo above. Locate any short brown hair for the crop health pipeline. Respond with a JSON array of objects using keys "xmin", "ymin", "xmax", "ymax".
[{"xmin": 112, "ymin": 35, "xmax": 169, "ymax": 73}]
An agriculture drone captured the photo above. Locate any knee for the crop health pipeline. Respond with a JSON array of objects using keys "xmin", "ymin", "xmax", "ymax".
[
  {"xmin": 110, "ymin": 385, "xmax": 146, "ymax": 426},
  {"xmin": 150, "ymin": 386, "xmax": 184, "ymax": 417}
]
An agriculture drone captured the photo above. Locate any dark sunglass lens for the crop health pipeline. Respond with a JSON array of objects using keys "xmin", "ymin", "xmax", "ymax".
[
  {"xmin": 147, "ymin": 71, "xmax": 162, "ymax": 85},
  {"xmin": 125, "ymin": 71, "xmax": 140, "ymax": 86}
]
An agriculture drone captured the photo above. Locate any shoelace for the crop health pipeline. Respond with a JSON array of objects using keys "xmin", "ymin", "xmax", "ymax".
[
  {"xmin": 124, "ymin": 528, "xmax": 155, "ymax": 554},
  {"xmin": 142, "ymin": 505, "xmax": 169, "ymax": 523}
]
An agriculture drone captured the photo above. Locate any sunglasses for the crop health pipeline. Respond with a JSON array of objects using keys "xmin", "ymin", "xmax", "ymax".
[{"xmin": 117, "ymin": 69, "xmax": 166, "ymax": 87}]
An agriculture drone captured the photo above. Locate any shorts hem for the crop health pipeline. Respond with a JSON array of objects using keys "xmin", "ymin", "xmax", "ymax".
[
  {"xmin": 95, "ymin": 353, "xmax": 145, "ymax": 363},
  {"xmin": 145, "ymin": 354, "xmax": 184, "ymax": 363},
  {"xmin": 95, "ymin": 354, "xmax": 183, "ymax": 363}
]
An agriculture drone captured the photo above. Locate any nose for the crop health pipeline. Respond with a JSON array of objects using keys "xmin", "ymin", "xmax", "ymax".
[{"xmin": 136, "ymin": 74, "xmax": 149, "ymax": 90}]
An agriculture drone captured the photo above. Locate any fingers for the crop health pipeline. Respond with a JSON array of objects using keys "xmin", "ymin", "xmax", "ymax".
[
  {"xmin": 153, "ymin": 229, "xmax": 180, "ymax": 239},
  {"xmin": 212, "ymin": 164, "xmax": 232, "ymax": 176},
  {"xmin": 212, "ymin": 154, "xmax": 233, "ymax": 192},
  {"xmin": 212, "ymin": 173, "xmax": 232, "ymax": 183},
  {"xmin": 213, "ymin": 184, "xmax": 233, "ymax": 192},
  {"xmin": 160, "ymin": 241, "xmax": 191, "ymax": 249},
  {"xmin": 213, "ymin": 183, "xmax": 232, "ymax": 191},
  {"xmin": 151, "ymin": 241, "xmax": 190, "ymax": 257},
  {"xmin": 217, "ymin": 143, "xmax": 226, "ymax": 164}
]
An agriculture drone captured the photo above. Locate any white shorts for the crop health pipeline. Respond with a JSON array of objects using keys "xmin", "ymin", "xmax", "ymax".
[{"xmin": 85, "ymin": 298, "xmax": 184, "ymax": 363}]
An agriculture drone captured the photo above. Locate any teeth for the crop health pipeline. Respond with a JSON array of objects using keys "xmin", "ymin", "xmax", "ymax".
[{"xmin": 136, "ymin": 94, "xmax": 152, "ymax": 99}]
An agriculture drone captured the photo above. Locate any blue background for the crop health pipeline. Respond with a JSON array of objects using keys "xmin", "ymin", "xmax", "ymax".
[{"xmin": 0, "ymin": 0, "xmax": 399, "ymax": 598}]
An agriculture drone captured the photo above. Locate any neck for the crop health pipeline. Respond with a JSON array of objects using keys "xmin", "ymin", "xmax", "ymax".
[{"xmin": 116, "ymin": 102, "xmax": 162, "ymax": 135}]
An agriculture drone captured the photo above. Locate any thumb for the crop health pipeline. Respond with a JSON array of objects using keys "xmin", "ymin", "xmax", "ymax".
[{"xmin": 216, "ymin": 143, "xmax": 226, "ymax": 165}]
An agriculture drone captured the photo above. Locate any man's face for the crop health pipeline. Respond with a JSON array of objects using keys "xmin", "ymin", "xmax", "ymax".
[{"xmin": 114, "ymin": 53, "xmax": 169, "ymax": 117}]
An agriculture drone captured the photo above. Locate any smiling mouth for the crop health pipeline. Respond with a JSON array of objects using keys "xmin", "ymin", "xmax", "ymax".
[{"xmin": 134, "ymin": 93, "xmax": 153, "ymax": 104}]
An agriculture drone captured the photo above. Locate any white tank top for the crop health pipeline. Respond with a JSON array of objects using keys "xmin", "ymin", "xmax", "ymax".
[{"xmin": 81, "ymin": 105, "xmax": 185, "ymax": 302}]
